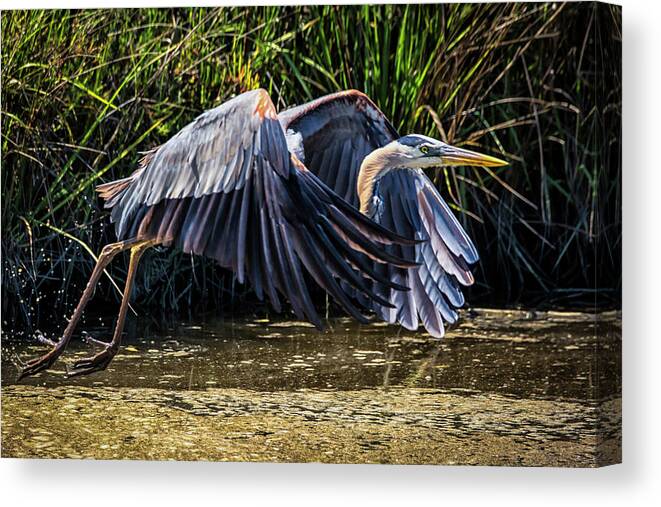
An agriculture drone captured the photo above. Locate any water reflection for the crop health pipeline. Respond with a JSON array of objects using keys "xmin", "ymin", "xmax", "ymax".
[{"xmin": 3, "ymin": 309, "xmax": 621, "ymax": 401}]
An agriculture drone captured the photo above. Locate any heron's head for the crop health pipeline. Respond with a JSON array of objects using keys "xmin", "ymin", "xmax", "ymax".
[
  {"xmin": 382, "ymin": 134, "xmax": 508, "ymax": 170},
  {"xmin": 357, "ymin": 134, "xmax": 508, "ymax": 214}
]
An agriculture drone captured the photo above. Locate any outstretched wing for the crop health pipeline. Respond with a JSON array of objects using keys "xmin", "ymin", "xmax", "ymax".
[
  {"xmin": 278, "ymin": 90, "xmax": 398, "ymax": 207},
  {"xmin": 279, "ymin": 90, "xmax": 479, "ymax": 337},
  {"xmin": 364, "ymin": 169, "xmax": 479, "ymax": 338},
  {"xmin": 97, "ymin": 89, "xmax": 416, "ymax": 329}
]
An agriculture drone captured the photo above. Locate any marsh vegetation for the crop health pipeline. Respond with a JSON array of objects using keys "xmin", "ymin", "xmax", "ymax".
[{"xmin": 2, "ymin": 4, "xmax": 621, "ymax": 331}]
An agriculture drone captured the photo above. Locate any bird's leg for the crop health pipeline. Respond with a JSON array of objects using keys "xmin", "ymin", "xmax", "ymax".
[
  {"xmin": 67, "ymin": 240, "xmax": 152, "ymax": 378},
  {"xmin": 17, "ymin": 239, "xmax": 141, "ymax": 380}
]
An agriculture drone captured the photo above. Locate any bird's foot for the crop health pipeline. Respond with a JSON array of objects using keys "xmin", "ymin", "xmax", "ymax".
[
  {"xmin": 17, "ymin": 346, "xmax": 62, "ymax": 381},
  {"xmin": 67, "ymin": 346, "xmax": 117, "ymax": 378}
]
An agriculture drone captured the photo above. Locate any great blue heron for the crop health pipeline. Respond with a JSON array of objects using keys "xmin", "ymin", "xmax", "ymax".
[
  {"xmin": 279, "ymin": 90, "xmax": 507, "ymax": 337},
  {"xmin": 18, "ymin": 89, "xmax": 506, "ymax": 380}
]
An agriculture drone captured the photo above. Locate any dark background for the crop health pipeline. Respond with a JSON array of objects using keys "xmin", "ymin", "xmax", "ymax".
[{"xmin": 1, "ymin": 3, "xmax": 621, "ymax": 332}]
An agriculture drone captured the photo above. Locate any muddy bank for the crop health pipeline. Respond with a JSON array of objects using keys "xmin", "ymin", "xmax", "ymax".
[
  {"xmin": 2, "ymin": 385, "xmax": 620, "ymax": 466},
  {"xmin": 1, "ymin": 309, "xmax": 621, "ymax": 466}
]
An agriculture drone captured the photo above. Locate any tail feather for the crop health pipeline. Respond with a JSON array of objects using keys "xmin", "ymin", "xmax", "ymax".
[
  {"xmin": 96, "ymin": 170, "xmax": 143, "ymax": 209},
  {"xmin": 96, "ymin": 148, "xmax": 158, "ymax": 210}
]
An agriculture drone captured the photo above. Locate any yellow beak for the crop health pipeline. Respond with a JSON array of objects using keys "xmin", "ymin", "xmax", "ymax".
[{"xmin": 440, "ymin": 145, "xmax": 509, "ymax": 167}]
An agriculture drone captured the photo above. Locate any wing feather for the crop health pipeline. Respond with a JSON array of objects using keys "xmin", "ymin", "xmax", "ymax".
[
  {"xmin": 97, "ymin": 89, "xmax": 415, "ymax": 329},
  {"xmin": 279, "ymin": 90, "xmax": 398, "ymax": 208},
  {"xmin": 364, "ymin": 169, "xmax": 478, "ymax": 338},
  {"xmin": 279, "ymin": 90, "xmax": 480, "ymax": 337}
]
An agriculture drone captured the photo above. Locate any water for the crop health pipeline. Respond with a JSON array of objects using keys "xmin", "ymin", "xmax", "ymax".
[{"xmin": 1, "ymin": 308, "xmax": 621, "ymax": 466}]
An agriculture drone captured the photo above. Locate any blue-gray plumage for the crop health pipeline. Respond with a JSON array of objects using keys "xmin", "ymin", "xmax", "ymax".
[
  {"xmin": 18, "ymin": 89, "xmax": 420, "ymax": 380},
  {"xmin": 19, "ymin": 88, "xmax": 506, "ymax": 381},
  {"xmin": 280, "ymin": 90, "xmax": 507, "ymax": 338}
]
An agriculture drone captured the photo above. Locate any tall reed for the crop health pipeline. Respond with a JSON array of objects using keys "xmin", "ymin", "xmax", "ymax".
[{"xmin": 1, "ymin": 4, "xmax": 622, "ymax": 331}]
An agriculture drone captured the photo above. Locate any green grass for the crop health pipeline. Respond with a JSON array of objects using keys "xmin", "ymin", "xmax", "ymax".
[{"xmin": 1, "ymin": 4, "xmax": 622, "ymax": 331}]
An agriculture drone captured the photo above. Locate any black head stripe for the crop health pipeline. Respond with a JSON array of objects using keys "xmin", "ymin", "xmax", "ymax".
[{"xmin": 398, "ymin": 134, "xmax": 428, "ymax": 147}]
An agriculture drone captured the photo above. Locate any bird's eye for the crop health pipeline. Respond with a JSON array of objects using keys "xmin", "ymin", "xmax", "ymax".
[{"xmin": 420, "ymin": 146, "xmax": 430, "ymax": 154}]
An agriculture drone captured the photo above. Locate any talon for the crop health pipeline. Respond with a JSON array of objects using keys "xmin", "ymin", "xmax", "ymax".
[
  {"xmin": 66, "ymin": 348, "xmax": 117, "ymax": 378},
  {"xmin": 17, "ymin": 352, "xmax": 56, "ymax": 381}
]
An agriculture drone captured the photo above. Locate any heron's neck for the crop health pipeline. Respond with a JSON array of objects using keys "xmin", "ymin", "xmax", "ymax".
[{"xmin": 357, "ymin": 148, "xmax": 395, "ymax": 215}]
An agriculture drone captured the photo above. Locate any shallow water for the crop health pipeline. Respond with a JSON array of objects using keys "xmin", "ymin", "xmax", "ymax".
[{"xmin": 1, "ymin": 308, "xmax": 621, "ymax": 466}]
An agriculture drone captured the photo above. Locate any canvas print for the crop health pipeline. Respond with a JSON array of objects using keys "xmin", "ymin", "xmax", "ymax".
[{"xmin": 1, "ymin": 2, "xmax": 621, "ymax": 466}]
